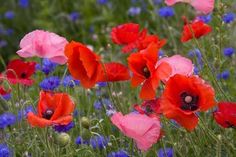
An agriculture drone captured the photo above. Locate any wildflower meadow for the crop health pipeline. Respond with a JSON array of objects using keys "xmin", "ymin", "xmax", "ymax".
[{"xmin": 0, "ymin": 0, "xmax": 236, "ymax": 156}]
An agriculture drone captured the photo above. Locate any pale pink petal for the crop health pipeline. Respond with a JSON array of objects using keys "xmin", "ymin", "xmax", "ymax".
[
  {"xmin": 165, "ymin": 0, "xmax": 215, "ymax": 14},
  {"xmin": 156, "ymin": 55, "xmax": 194, "ymax": 81},
  {"xmin": 191, "ymin": 0, "xmax": 215, "ymax": 14},
  {"xmin": 16, "ymin": 47, "xmax": 34, "ymax": 58},
  {"xmin": 165, "ymin": 0, "xmax": 187, "ymax": 5},
  {"xmin": 111, "ymin": 112, "xmax": 161, "ymax": 151},
  {"xmin": 49, "ymin": 56, "xmax": 68, "ymax": 65},
  {"xmin": 16, "ymin": 30, "xmax": 68, "ymax": 65}
]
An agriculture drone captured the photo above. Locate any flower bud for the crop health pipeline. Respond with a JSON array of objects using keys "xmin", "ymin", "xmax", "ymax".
[
  {"xmin": 81, "ymin": 116, "xmax": 90, "ymax": 129},
  {"xmin": 55, "ymin": 133, "xmax": 71, "ymax": 147},
  {"xmin": 81, "ymin": 129, "xmax": 91, "ymax": 141}
]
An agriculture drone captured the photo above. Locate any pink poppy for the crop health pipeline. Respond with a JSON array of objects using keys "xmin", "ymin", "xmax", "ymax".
[
  {"xmin": 156, "ymin": 55, "xmax": 193, "ymax": 81},
  {"xmin": 165, "ymin": 0, "xmax": 215, "ymax": 14},
  {"xmin": 111, "ymin": 112, "xmax": 161, "ymax": 151},
  {"xmin": 16, "ymin": 30, "xmax": 68, "ymax": 64}
]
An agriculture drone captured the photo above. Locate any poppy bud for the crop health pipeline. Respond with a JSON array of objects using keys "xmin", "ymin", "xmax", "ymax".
[
  {"xmin": 55, "ymin": 133, "xmax": 71, "ymax": 147},
  {"xmin": 81, "ymin": 129, "xmax": 91, "ymax": 141},
  {"xmin": 81, "ymin": 117, "xmax": 90, "ymax": 129}
]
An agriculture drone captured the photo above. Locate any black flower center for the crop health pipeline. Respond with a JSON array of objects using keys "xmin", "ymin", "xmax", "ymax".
[
  {"xmin": 225, "ymin": 121, "xmax": 235, "ymax": 128},
  {"xmin": 143, "ymin": 66, "xmax": 150, "ymax": 78},
  {"xmin": 21, "ymin": 72, "xmax": 27, "ymax": 78},
  {"xmin": 180, "ymin": 92, "xmax": 199, "ymax": 111},
  {"xmin": 145, "ymin": 105, "xmax": 153, "ymax": 114},
  {"xmin": 42, "ymin": 109, "xmax": 54, "ymax": 120}
]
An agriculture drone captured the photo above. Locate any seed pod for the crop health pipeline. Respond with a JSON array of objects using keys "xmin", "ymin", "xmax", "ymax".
[
  {"xmin": 81, "ymin": 129, "xmax": 91, "ymax": 141},
  {"xmin": 81, "ymin": 116, "xmax": 90, "ymax": 129},
  {"xmin": 55, "ymin": 133, "xmax": 71, "ymax": 147}
]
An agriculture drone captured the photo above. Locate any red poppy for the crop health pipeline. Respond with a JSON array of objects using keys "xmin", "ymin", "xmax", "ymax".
[
  {"xmin": 128, "ymin": 43, "xmax": 171, "ymax": 100},
  {"xmin": 27, "ymin": 91, "xmax": 75, "ymax": 128},
  {"xmin": 98, "ymin": 62, "xmax": 130, "ymax": 82},
  {"xmin": 136, "ymin": 35, "xmax": 166, "ymax": 51},
  {"xmin": 65, "ymin": 41, "xmax": 103, "ymax": 88},
  {"xmin": 134, "ymin": 98, "xmax": 162, "ymax": 117},
  {"xmin": 1, "ymin": 59, "xmax": 36, "ymax": 86},
  {"xmin": 160, "ymin": 74, "xmax": 215, "ymax": 131},
  {"xmin": 213, "ymin": 102, "xmax": 236, "ymax": 128},
  {"xmin": 181, "ymin": 21, "xmax": 212, "ymax": 42},
  {"xmin": 0, "ymin": 86, "xmax": 11, "ymax": 96},
  {"xmin": 111, "ymin": 23, "xmax": 146, "ymax": 53}
]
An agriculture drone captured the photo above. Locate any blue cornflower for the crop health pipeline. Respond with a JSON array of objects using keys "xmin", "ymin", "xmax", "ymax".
[
  {"xmin": 90, "ymin": 136, "xmax": 109, "ymax": 150},
  {"xmin": 221, "ymin": 70, "xmax": 230, "ymax": 80},
  {"xmin": 217, "ymin": 70, "xmax": 230, "ymax": 80},
  {"xmin": 53, "ymin": 122, "xmax": 75, "ymax": 133},
  {"xmin": 89, "ymin": 25, "xmax": 95, "ymax": 33},
  {"xmin": 223, "ymin": 47, "xmax": 235, "ymax": 57},
  {"xmin": 73, "ymin": 109, "xmax": 79, "ymax": 117},
  {"xmin": 188, "ymin": 49, "xmax": 202, "ymax": 59},
  {"xmin": 108, "ymin": 150, "xmax": 129, "ymax": 157},
  {"xmin": 75, "ymin": 136, "xmax": 90, "ymax": 145},
  {"xmin": 62, "ymin": 75, "xmax": 80, "ymax": 88},
  {"xmin": 1, "ymin": 94, "xmax": 11, "ymax": 101},
  {"xmin": 0, "ymin": 143, "xmax": 12, "ymax": 157},
  {"xmin": 17, "ymin": 106, "xmax": 34, "ymax": 120},
  {"xmin": 157, "ymin": 148, "xmax": 174, "ymax": 157},
  {"xmin": 0, "ymin": 113, "xmax": 16, "ymax": 129},
  {"xmin": 69, "ymin": 12, "xmax": 80, "ymax": 22},
  {"xmin": 107, "ymin": 152, "xmax": 116, "ymax": 157},
  {"xmin": 41, "ymin": 59, "xmax": 58, "ymax": 74},
  {"xmin": 0, "ymin": 40, "xmax": 7, "ymax": 48},
  {"xmin": 5, "ymin": 29, "xmax": 14, "ymax": 36},
  {"xmin": 128, "ymin": 7, "xmax": 141, "ymax": 16},
  {"xmin": 216, "ymin": 73, "xmax": 221, "ymax": 80},
  {"xmin": 35, "ymin": 63, "xmax": 41, "ymax": 71},
  {"xmin": 75, "ymin": 136, "xmax": 83, "ymax": 145},
  {"xmin": 222, "ymin": 12, "xmax": 235, "ymax": 23},
  {"xmin": 188, "ymin": 49, "xmax": 203, "ymax": 72},
  {"xmin": 93, "ymin": 98, "xmax": 113, "ymax": 110},
  {"xmin": 158, "ymin": 7, "xmax": 174, "ymax": 18},
  {"xmin": 18, "ymin": 0, "xmax": 29, "ymax": 8},
  {"xmin": 193, "ymin": 66, "xmax": 199, "ymax": 75},
  {"xmin": 96, "ymin": 82, "xmax": 107, "ymax": 88},
  {"xmin": 197, "ymin": 14, "xmax": 212, "ymax": 23},
  {"xmin": 153, "ymin": 0, "xmax": 162, "ymax": 5},
  {"xmin": 97, "ymin": 0, "xmax": 108, "ymax": 5},
  {"xmin": 94, "ymin": 101, "xmax": 103, "ymax": 110},
  {"xmin": 158, "ymin": 50, "xmax": 164, "ymax": 58},
  {"xmin": 4, "ymin": 11, "xmax": 15, "ymax": 19},
  {"xmin": 39, "ymin": 76, "xmax": 60, "ymax": 91},
  {"xmin": 37, "ymin": 58, "xmax": 58, "ymax": 75}
]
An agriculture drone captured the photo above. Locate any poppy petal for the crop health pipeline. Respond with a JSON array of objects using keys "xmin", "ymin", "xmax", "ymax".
[
  {"xmin": 140, "ymin": 79, "xmax": 156, "ymax": 100},
  {"xmin": 27, "ymin": 112, "xmax": 52, "ymax": 127},
  {"xmin": 98, "ymin": 62, "xmax": 130, "ymax": 82}
]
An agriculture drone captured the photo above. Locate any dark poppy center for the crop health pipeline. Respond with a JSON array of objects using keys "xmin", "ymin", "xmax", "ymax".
[
  {"xmin": 180, "ymin": 92, "xmax": 199, "ymax": 111},
  {"xmin": 21, "ymin": 72, "xmax": 27, "ymax": 78},
  {"xmin": 143, "ymin": 66, "xmax": 150, "ymax": 78},
  {"xmin": 225, "ymin": 121, "xmax": 235, "ymax": 128},
  {"xmin": 42, "ymin": 109, "xmax": 54, "ymax": 120},
  {"xmin": 145, "ymin": 105, "xmax": 153, "ymax": 114}
]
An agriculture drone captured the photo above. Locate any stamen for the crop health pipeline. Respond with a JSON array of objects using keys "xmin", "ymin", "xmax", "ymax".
[
  {"xmin": 42, "ymin": 109, "xmax": 54, "ymax": 120},
  {"xmin": 184, "ymin": 95, "xmax": 193, "ymax": 103},
  {"xmin": 180, "ymin": 92, "xmax": 199, "ymax": 111},
  {"xmin": 21, "ymin": 72, "xmax": 27, "ymax": 78},
  {"xmin": 143, "ymin": 67, "xmax": 150, "ymax": 78}
]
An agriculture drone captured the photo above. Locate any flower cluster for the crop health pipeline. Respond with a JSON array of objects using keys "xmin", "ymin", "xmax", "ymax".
[{"xmin": 1, "ymin": 0, "xmax": 236, "ymax": 156}]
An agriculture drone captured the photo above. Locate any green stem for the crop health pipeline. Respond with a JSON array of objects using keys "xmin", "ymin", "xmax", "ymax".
[{"xmin": 191, "ymin": 31, "xmax": 230, "ymax": 101}]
